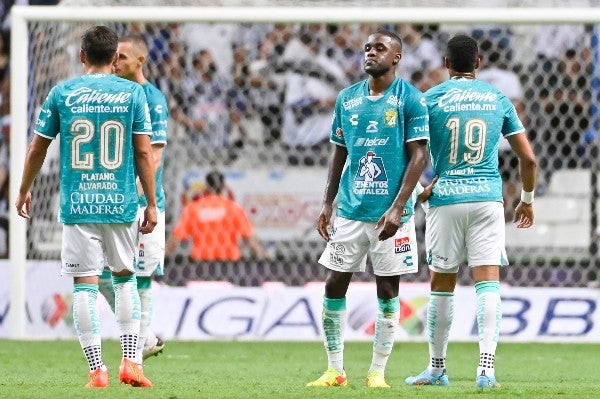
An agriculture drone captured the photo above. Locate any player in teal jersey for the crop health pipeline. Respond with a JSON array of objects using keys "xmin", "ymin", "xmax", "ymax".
[
  {"xmin": 307, "ymin": 29, "xmax": 429, "ymax": 388},
  {"xmin": 15, "ymin": 26, "xmax": 157, "ymax": 388},
  {"xmin": 99, "ymin": 33, "xmax": 168, "ymax": 361},
  {"xmin": 405, "ymin": 35, "xmax": 537, "ymax": 389}
]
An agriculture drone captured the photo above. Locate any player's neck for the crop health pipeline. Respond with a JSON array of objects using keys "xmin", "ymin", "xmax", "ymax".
[
  {"xmin": 368, "ymin": 74, "xmax": 395, "ymax": 96},
  {"xmin": 450, "ymin": 71, "xmax": 476, "ymax": 80},
  {"xmin": 84, "ymin": 65, "xmax": 113, "ymax": 75},
  {"xmin": 135, "ymin": 72, "xmax": 148, "ymax": 86}
]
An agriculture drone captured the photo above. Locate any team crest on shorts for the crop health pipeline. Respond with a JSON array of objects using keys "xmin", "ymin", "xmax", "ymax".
[
  {"xmin": 329, "ymin": 242, "xmax": 345, "ymax": 266},
  {"xmin": 394, "ymin": 237, "xmax": 411, "ymax": 254}
]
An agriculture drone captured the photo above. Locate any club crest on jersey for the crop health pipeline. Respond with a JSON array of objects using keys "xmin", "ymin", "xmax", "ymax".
[
  {"xmin": 384, "ymin": 109, "xmax": 397, "ymax": 127},
  {"xmin": 335, "ymin": 127, "xmax": 344, "ymax": 138},
  {"xmin": 395, "ymin": 237, "xmax": 411, "ymax": 254},
  {"xmin": 354, "ymin": 151, "xmax": 389, "ymax": 195}
]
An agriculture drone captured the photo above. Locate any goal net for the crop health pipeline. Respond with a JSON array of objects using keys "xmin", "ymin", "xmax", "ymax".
[{"xmin": 8, "ymin": 1, "xmax": 600, "ymax": 333}]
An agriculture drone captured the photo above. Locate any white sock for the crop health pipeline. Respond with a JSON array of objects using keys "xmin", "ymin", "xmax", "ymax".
[
  {"xmin": 73, "ymin": 283, "xmax": 104, "ymax": 371},
  {"xmin": 113, "ymin": 275, "xmax": 141, "ymax": 363},
  {"xmin": 427, "ymin": 292, "xmax": 454, "ymax": 376},
  {"xmin": 369, "ymin": 297, "xmax": 399, "ymax": 374},
  {"xmin": 475, "ymin": 281, "xmax": 501, "ymax": 378},
  {"xmin": 139, "ymin": 287, "xmax": 157, "ymax": 349},
  {"xmin": 98, "ymin": 269, "xmax": 115, "ymax": 312},
  {"xmin": 322, "ymin": 297, "xmax": 346, "ymax": 374}
]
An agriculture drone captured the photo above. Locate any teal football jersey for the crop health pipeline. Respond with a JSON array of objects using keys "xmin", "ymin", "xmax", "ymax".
[
  {"xmin": 425, "ymin": 77, "xmax": 525, "ymax": 207},
  {"xmin": 138, "ymin": 81, "xmax": 168, "ymax": 212},
  {"xmin": 330, "ymin": 77, "xmax": 429, "ymax": 222},
  {"xmin": 34, "ymin": 73, "xmax": 152, "ymax": 224}
]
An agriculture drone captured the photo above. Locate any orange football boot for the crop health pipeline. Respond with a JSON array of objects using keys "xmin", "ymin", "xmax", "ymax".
[
  {"xmin": 119, "ymin": 358, "xmax": 152, "ymax": 387},
  {"xmin": 85, "ymin": 366, "xmax": 108, "ymax": 388}
]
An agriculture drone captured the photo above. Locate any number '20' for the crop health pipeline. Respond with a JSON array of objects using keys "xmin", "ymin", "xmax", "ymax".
[{"xmin": 70, "ymin": 119, "xmax": 124, "ymax": 170}]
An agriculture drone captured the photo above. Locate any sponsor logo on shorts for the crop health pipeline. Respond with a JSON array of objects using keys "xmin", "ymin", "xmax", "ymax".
[
  {"xmin": 394, "ymin": 237, "xmax": 411, "ymax": 254},
  {"xmin": 65, "ymin": 262, "xmax": 79, "ymax": 268}
]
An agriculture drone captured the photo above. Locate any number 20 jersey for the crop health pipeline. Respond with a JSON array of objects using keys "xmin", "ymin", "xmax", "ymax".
[{"xmin": 34, "ymin": 73, "xmax": 152, "ymax": 224}]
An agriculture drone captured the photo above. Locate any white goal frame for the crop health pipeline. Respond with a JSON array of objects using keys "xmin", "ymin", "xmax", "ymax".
[{"xmin": 8, "ymin": 5, "xmax": 600, "ymax": 338}]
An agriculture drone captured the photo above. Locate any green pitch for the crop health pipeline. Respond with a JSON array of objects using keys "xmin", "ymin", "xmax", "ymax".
[{"xmin": 1, "ymin": 340, "xmax": 598, "ymax": 398}]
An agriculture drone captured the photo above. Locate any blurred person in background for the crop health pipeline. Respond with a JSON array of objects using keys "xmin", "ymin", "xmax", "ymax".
[{"xmin": 166, "ymin": 170, "xmax": 268, "ymax": 262}]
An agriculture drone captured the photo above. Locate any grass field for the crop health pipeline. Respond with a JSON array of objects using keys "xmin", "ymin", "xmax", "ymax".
[{"xmin": 1, "ymin": 340, "xmax": 599, "ymax": 398}]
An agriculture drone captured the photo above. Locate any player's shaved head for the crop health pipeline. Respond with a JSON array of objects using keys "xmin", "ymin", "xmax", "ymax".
[
  {"xmin": 119, "ymin": 34, "xmax": 149, "ymax": 58},
  {"xmin": 376, "ymin": 28, "xmax": 402, "ymax": 53}
]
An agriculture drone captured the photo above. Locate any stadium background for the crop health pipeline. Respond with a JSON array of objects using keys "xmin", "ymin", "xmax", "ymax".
[{"xmin": 5, "ymin": 0, "xmax": 600, "ymax": 291}]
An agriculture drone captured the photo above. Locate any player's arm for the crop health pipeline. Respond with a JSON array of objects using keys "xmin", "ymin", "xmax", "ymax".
[
  {"xmin": 242, "ymin": 235, "xmax": 269, "ymax": 260},
  {"xmin": 317, "ymin": 143, "xmax": 347, "ymax": 241},
  {"xmin": 134, "ymin": 133, "xmax": 157, "ymax": 233},
  {"xmin": 136, "ymin": 143, "xmax": 164, "ymax": 196},
  {"xmin": 376, "ymin": 139, "xmax": 428, "ymax": 241},
  {"xmin": 507, "ymin": 132, "xmax": 537, "ymax": 228},
  {"xmin": 15, "ymin": 135, "xmax": 52, "ymax": 219}
]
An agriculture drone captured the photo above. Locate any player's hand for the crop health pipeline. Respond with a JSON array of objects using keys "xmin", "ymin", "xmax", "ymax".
[
  {"xmin": 418, "ymin": 176, "xmax": 438, "ymax": 203},
  {"xmin": 15, "ymin": 191, "xmax": 32, "ymax": 219},
  {"xmin": 140, "ymin": 205, "xmax": 158, "ymax": 234},
  {"xmin": 376, "ymin": 207, "xmax": 402, "ymax": 241},
  {"xmin": 513, "ymin": 201, "xmax": 534, "ymax": 228},
  {"xmin": 316, "ymin": 204, "xmax": 334, "ymax": 241}
]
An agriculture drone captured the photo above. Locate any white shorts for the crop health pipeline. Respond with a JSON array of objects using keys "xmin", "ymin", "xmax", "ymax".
[
  {"xmin": 61, "ymin": 222, "xmax": 138, "ymax": 277},
  {"xmin": 318, "ymin": 216, "xmax": 418, "ymax": 276},
  {"xmin": 426, "ymin": 201, "xmax": 508, "ymax": 273},
  {"xmin": 136, "ymin": 208, "xmax": 165, "ymax": 277}
]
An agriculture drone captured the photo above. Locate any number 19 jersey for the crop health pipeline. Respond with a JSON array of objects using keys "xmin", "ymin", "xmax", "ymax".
[
  {"xmin": 34, "ymin": 73, "xmax": 152, "ymax": 224},
  {"xmin": 425, "ymin": 78, "xmax": 524, "ymax": 207}
]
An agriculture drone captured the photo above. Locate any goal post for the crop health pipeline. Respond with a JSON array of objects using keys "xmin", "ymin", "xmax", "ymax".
[{"xmin": 8, "ymin": 5, "xmax": 600, "ymax": 338}]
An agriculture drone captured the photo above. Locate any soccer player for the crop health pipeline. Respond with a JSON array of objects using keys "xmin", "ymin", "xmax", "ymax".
[
  {"xmin": 98, "ymin": 33, "xmax": 168, "ymax": 361},
  {"xmin": 404, "ymin": 34, "xmax": 537, "ymax": 389},
  {"xmin": 306, "ymin": 28, "xmax": 429, "ymax": 388},
  {"xmin": 15, "ymin": 26, "xmax": 157, "ymax": 388}
]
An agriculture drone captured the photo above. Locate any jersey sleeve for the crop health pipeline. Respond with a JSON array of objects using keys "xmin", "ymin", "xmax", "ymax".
[
  {"xmin": 132, "ymin": 84, "xmax": 152, "ymax": 135},
  {"xmin": 404, "ymin": 88, "xmax": 430, "ymax": 142},
  {"xmin": 33, "ymin": 86, "xmax": 60, "ymax": 139},
  {"xmin": 329, "ymin": 93, "xmax": 346, "ymax": 147},
  {"xmin": 234, "ymin": 204, "xmax": 254, "ymax": 239},
  {"xmin": 501, "ymin": 95, "xmax": 525, "ymax": 137},
  {"xmin": 148, "ymin": 90, "xmax": 168, "ymax": 145}
]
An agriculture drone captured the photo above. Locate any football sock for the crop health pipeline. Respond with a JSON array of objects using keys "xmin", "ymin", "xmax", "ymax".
[
  {"xmin": 73, "ymin": 283, "xmax": 104, "ymax": 371},
  {"xmin": 137, "ymin": 276, "xmax": 157, "ymax": 349},
  {"xmin": 368, "ymin": 296, "xmax": 400, "ymax": 374},
  {"xmin": 322, "ymin": 297, "xmax": 346, "ymax": 374},
  {"xmin": 427, "ymin": 291, "xmax": 454, "ymax": 375},
  {"xmin": 475, "ymin": 280, "xmax": 501, "ymax": 378},
  {"xmin": 113, "ymin": 274, "xmax": 141, "ymax": 362},
  {"xmin": 98, "ymin": 268, "xmax": 115, "ymax": 312}
]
